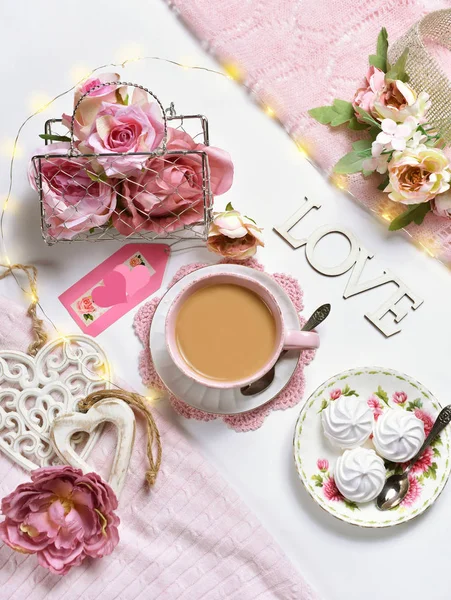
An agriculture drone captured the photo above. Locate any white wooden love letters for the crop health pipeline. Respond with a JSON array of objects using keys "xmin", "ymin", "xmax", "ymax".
[
  {"xmin": 51, "ymin": 399, "xmax": 135, "ymax": 498},
  {"xmin": 274, "ymin": 197, "xmax": 423, "ymax": 336},
  {"xmin": 0, "ymin": 335, "xmax": 111, "ymax": 471}
]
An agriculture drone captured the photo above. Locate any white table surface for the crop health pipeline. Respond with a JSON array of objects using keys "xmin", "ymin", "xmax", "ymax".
[{"xmin": 1, "ymin": 2, "xmax": 451, "ymax": 599}]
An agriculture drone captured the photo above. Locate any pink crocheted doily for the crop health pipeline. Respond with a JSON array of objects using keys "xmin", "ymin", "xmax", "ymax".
[{"xmin": 133, "ymin": 258, "xmax": 315, "ymax": 432}]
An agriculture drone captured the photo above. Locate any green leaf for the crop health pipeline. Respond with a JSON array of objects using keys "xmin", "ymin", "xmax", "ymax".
[
  {"xmin": 225, "ymin": 202, "xmax": 234, "ymax": 211},
  {"xmin": 388, "ymin": 202, "xmax": 432, "ymax": 231},
  {"xmin": 39, "ymin": 133, "xmax": 71, "ymax": 143},
  {"xmin": 86, "ymin": 170, "xmax": 108, "ymax": 183},
  {"xmin": 244, "ymin": 215, "xmax": 257, "ymax": 224},
  {"xmin": 348, "ymin": 117, "xmax": 369, "ymax": 131},
  {"xmin": 354, "ymin": 107, "xmax": 381, "ymax": 129},
  {"xmin": 377, "ymin": 175, "xmax": 390, "ymax": 191},
  {"xmin": 375, "ymin": 386, "xmax": 389, "ymax": 406},
  {"xmin": 333, "ymin": 150, "xmax": 366, "ymax": 174},
  {"xmin": 317, "ymin": 399, "xmax": 328, "ymax": 414},
  {"xmin": 377, "ymin": 28, "xmax": 388, "ymax": 62},
  {"xmin": 433, "ymin": 447, "xmax": 441, "ymax": 457},
  {"xmin": 83, "ymin": 313, "xmax": 94, "ymax": 322},
  {"xmin": 386, "ymin": 48, "xmax": 409, "ymax": 82},
  {"xmin": 343, "ymin": 500, "xmax": 360, "ymax": 511},
  {"xmin": 309, "ymin": 100, "xmax": 355, "ymax": 127},
  {"xmin": 308, "ymin": 106, "xmax": 337, "ymax": 125},
  {"xmin": 311, "ymin": 474, "xmax": 323, "ymax": 487},
  {"xmin": 352, "ymin": 139, "xmax": 373, "ymax": 152},
  {"xmin": 369, "ymin": 55, "xmax": 386, "ymax": 71},
  {"xmin": 342, "ymin": 384, "xmax": 359, "ymax": 397},
  {"xmin": 406, "ymin": 398, "xmax": 423, "ymax": 412}
]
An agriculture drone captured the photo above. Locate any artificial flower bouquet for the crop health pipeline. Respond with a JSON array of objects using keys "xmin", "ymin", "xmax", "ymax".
[
  {"xmin": 310, "ymin": 28, "xmax": 451, "ymax": 231},
  {"xmin": 28, "ymin": 74, "xmax": 234, "ymax": 243}
]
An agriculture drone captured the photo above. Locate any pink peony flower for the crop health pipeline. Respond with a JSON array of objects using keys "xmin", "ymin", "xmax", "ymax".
[
  {"xmin": 323, "ymin": 477, "xmax": 343, "ymax": 502},
  {"xmin": 207, "ymin": 208, "xmax": 264, "ymax": 260},
  {"xmin": 29, "ymin": 142, "xmax": 117, "ymax": 240},
  {"xmin": 0, "ymin": 466, "xmax": 119, "ymax": 575},
  {"xmin": 80, "ymin": 89, "xmax": 165, "ymax": 177},
  {"xmin": 112, "ymin": 127, "xmax": 233, "ymax": 235},
  {"xmin": 408, "ymin": 446, "xmax": 434, "ymax": 475},
  {"xmin": 317, "ymin": 459, "xmax": 329, "ymax": 472},
  {"xmin": 62, "ymin": 72, "xmax": 128, "ymax": 141},
  {"xmin": 392, "ymin": 391, "xmax": 407, "ymax": 405},
  {"xmin": 76, "ymin": 296, "xmax": 95, "ymax": 314},
  {"xmin": 400, "ymin": 473, "xmax": 422, "ymax": 507},
  {"xmin": 367, "ymin": 396, "xmax": 384, "ymax": 421},
  {"xmin": 414, "ymin": 408, "xmax": 434, "ymax": 436},
  {"xmin": 352, "ymin": 66, "xmax": 385, "ymax": 119},
  {"xmin": 329, "ymin": 389, "xmax": 342, "ymax": 400}
]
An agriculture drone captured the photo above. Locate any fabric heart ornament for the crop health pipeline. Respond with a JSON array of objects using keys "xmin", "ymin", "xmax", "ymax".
[
  {"xmin": 51, "ymin": 398, "xmax": 135, "ymax": 497},
  {"xmin": 0, "ymin": 334, "xmax": 111, "ymax": 471},
  {"xmin": 91, "ymin": 269, "xmax": 128, "ymax": 307}
]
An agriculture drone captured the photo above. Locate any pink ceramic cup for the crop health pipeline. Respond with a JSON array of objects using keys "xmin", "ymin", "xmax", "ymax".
[{"xmin": 166, "ymin": 271, "xmax": 320, "ymax": 389}]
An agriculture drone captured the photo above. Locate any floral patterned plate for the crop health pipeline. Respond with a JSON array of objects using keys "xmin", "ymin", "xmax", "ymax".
[{"xmin": 293, "ymin": 367, "xmax": 451, "ymax": 528}]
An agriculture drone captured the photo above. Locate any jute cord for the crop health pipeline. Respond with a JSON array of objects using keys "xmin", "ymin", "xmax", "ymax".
[
  {"xmin": 389, "ymin": 9, "xmax": 451, "ymax": 144},
  {"xmin": 78, "ymin": 390, "xmax": 162, "ymax": 486},
  {"xmin": 0, "ymin": 263, "xmax": 48, "ymax": 356}
]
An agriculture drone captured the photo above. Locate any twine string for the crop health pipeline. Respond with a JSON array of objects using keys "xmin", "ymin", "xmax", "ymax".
[
  {"xmin": 0, "ymin": 263, "xmax": 48, "ymax": 356},
  {"xmin": 78, "ymin": 389, "xmax": 162, "ymax": 486}
]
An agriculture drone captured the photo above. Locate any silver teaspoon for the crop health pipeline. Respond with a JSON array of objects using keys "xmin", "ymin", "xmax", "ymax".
[
  {"xmin": 376, "ymin": 404, "xmax": 451, "ymax": 511},
  {"xmin": 240, "ymin": 303, "xmax": 331, "ymax": 397}
]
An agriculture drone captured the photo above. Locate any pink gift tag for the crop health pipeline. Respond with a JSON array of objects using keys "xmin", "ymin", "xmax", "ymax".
[{"xmin": 59, "ymin": 244, "xmax": 170, "ymax": 336}]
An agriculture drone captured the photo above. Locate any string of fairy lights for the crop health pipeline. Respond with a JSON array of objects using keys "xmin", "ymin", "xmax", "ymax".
[{"xmin": 0, "ymin": 50, "xmax": 440, "ymax": 348}]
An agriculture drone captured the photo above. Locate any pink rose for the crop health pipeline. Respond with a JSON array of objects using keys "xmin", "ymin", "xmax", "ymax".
[
  {"xmin": 329, "ymin": 389, "xmax": 342, "ymax": 400},
  {"xmin": 400, "ymin": 473, "xmax": 422, "ymax": 507},
  {"xmin": 367, "ymin": 396, "xmax": 384, "ymax": 421},
  {"xmin": 408, "ymin": 446, "xmax": 433, "ymax": 475},
  {"xmin": 317, "ymin": 459, "xmax": 329, "ymax": 472},
  {"xmin": 76, "ymin": 296, "xmax": 95, "ymax": 314},
  {"xmin": 80, "ymin": 95, "xmax": 165, "ymax": 177},
  {"xmin": 28, "ymin": 142, "xmax": 116, "ymax": 241},
  {"xmin": 207, "ymin": 208, "xmax": 264, "ymax": 260},
  {"xmin": 129, "ymin": 256, "xmax": 142, "ymax": 268},
  {"xmin": 414, "ymin": 408, "xmax": 434, "ymax": 436},
  {"xmin": 62, "ymin": 72, "xmax": 127, "ymax": 141},
  {"xmin": 0, "ymin": 466, "xmax": 119, "ymax": 575},
  {"xmin": 352, "ymin": 66, "xmax": 385, "ymax": 119},
  {"xmin": 323, "ymin": 477, "xmax": 343, "ymax": 502},
  {"xmin": 112, "ymin": 127, "xmax": 233, "ymax": 235},
  {"xmin": 392, "ymin": 391, "xmax": 407, "ymax": 405}
]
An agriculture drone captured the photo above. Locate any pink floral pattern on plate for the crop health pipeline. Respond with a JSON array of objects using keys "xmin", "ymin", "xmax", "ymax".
[{"xmin": 294, "ymin": 368, "xmax": 451, "ymax": 527}]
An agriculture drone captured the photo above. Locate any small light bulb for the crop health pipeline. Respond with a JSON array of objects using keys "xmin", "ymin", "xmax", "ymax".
[
  {"xmin": 70, "ymin": 65, "xmax": 92, "ymax": 85},
  {"xmin": 29, "ymin": 92, "xmax": 52, "ymax": 113},
  {"xmin": 223, "ymin": 62, "xmax": 243, "ymax": 82},
  {"xmin": 382, "ymin": 213, "xmax": 391, "ymax": 221},
  {"xmin": 296, "ymin": 142, "xmax": 309, "ymax": 159},
  {"xmin": 330, "ymin": 173, "xmax": 348, "ymax": 191},
  {"xmin": 264, "ymin": 105, "xmax": 275, "ymax": 118},
  {"xmin": 0, "ymin": 139, "xmax": 22, "ymax": 159}
]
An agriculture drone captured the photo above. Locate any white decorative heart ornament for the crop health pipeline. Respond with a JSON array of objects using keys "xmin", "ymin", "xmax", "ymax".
[
  {"xmin": 51, "ymin": 398, "xmax": 135, "ymax": 497},
  {"xmin": 0, "ymin": 334, "xmax": 111, "ymax": 471}
]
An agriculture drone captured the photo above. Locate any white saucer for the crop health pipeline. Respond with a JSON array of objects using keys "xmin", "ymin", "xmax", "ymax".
[{"xmin": 149, "ymin": 264, "xmax": 301, "ymax": 415}]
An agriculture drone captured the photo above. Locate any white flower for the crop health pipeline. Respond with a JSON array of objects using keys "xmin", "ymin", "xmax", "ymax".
[
  {"xmin": 374, "ymin": 80, "xmax": 431, "ymax": 123},
  {"xmin": 406, "ymin": 130, "xmax": 428, "ymax": 149},
  {"xmin": 374, "ymin": 117, "xmax": 418, "ymax": 153},
  {"xmin": 362, "ymin": 153, "xmax": 389, "ymax": 175}
]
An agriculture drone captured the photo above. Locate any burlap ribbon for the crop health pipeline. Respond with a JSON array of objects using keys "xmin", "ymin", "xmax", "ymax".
[{"xmin": 389, "ymin": 8, "xmax": 451, "ymax": 144}]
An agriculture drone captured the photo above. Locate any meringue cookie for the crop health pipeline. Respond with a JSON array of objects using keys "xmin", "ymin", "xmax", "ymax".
[
  {"xmin": 373, "ymin": 409, "xmax": 425, "ymax": 462},
  {"xmin": 322, "ymin": 396, "xmax": 373, "ymax": 449},
  {"xmin": 334, "ymin": 448, "xmax": 386, "ymax": 503}
]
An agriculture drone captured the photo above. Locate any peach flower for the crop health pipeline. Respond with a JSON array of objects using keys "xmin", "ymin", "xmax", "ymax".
[
  {"xmin": 352, "ymin": 66, "xmax": 385, "ymax": 119},
  {"xmin": 374, "ymin": 80, "xmax": 430, "ymax": 123},
  {"xmin": 76, "ymin": 296, "xmax": 95, "ymax": 314},
  {"xmin": 207, "ymin": 206, "xmax": 264, "ymax": 260},
  {"xmin": 432, "ymin": 190, "xmax": 451, "ymax": 218},
  {"xmin": 386, "ymin": 145, "xmax": 451, "ymax": 205}
]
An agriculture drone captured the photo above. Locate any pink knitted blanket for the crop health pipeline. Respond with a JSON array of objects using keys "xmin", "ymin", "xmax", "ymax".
[
  {"xmin": 166, "ymin": 0, "xmax": 451, "ymax": 263},
  {"xmin": 0, "ymin": 295, "xmax": 318, "ymax": 600}
]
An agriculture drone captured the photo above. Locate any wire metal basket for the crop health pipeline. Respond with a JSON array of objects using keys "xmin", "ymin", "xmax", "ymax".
[{"xmin": 29, "ymin": 81, "xmax": 214, "ymax": 247}]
